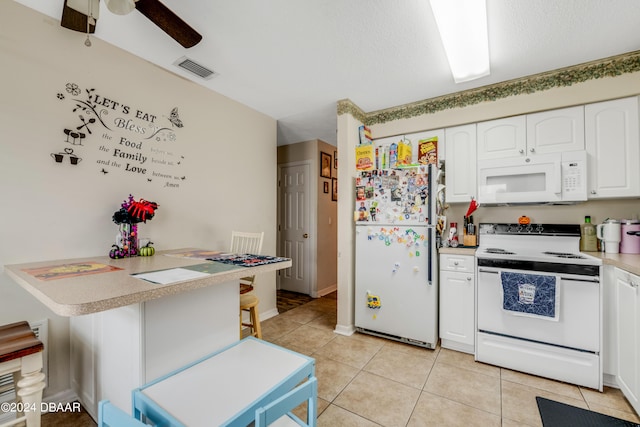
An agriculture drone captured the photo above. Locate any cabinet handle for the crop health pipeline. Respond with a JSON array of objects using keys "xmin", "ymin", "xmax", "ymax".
[
  {"xmin": 467, "ymin": 277, "xmax": 472, "ymax": 281},
  {"xmin": 519, "ymin": 149, "xmax": 524, "ymax": 154},
  {"xmin": 631, "ymin": 281, "xmax": 639, "ymax": 288},
  {"xmin": 590, "ymin": 190, "xmax": 597, "ymax": 194},
  {"xmin": 530, "ymin": 148, "xmax": 535, "ymax": 153},
  {"xmin": 453, "ymin": 261, "xmax": 459, "ymax": 266}
]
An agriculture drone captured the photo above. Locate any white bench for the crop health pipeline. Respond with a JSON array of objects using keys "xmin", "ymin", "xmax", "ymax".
[{"xmin": 132, "ymin": 337, "xmax": 316, "ymax": 426}]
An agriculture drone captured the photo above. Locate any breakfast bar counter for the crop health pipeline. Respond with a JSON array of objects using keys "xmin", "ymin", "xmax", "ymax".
[
  {"xmin": 4, "ymin": 249, "xmax": 291, "ymax": 420},
  {"xmin": 4, "ymin": 248, "xmax": 291, "ymax": 316}
]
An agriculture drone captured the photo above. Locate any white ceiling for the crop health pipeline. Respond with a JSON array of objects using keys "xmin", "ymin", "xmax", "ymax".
[{"xmin": 12, "ymin": 0, "xmax": 640, "ymax": 146}]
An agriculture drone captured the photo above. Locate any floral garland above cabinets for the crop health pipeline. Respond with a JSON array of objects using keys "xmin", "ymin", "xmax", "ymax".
[
  {"xmin": 338, "ymin": 50, "xmax": 640, "ymax": 125},
  {"xmin": 54, "ymin": 82, "xmax": 188, "ymax": 189}
]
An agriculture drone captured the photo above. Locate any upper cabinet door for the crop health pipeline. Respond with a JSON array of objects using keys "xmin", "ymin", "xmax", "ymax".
[
  {"xmin": 445, "ymin": 124, "xmax": 476, "ymax": 203},
  {"xmin": 477, "ymin": 116, "xmax": 526, "ymax": 160},
  {"xmin": 585, "ymin": 96, "xmax": 640, "ymax": 199},
  {"xmin": 527, "ymin": 106, "xmax": 585, "ymax": 154}
]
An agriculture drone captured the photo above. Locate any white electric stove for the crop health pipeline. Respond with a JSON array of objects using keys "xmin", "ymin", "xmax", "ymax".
[{"xmin": 475, "ymin": 223, "xmax": 604, "ymax": 390}]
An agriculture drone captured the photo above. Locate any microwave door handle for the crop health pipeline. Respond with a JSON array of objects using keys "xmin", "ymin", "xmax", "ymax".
[{"xmin": 553, "ymin": 160, "xmax": 562, "ymax": 194}]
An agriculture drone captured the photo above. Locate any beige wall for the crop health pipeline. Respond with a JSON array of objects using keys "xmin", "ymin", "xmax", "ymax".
[
  {"xmin": 277, "ymin": 140, "xmax": 338, "ymax": 296},
  {"xmin": 0, "ymin": 2, "xmax": 277, "ymax": 399},
  {"xmin": 337, "ymin": 69, "xmax": 640, "ymax": 334}
]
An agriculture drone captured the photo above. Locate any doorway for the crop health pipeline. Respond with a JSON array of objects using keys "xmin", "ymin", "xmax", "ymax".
[{"xmin": 278, "ymin": 162, "xmax": 313, "ymax": 295}]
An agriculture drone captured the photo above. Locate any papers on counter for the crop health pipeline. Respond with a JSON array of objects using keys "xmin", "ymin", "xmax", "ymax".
[{"xmin": 133, "ymin": 268, "xmax": 211, "ymax": 285}]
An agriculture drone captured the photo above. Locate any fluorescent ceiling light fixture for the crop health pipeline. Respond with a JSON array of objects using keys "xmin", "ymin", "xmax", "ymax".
[{"xmin": 429, "ymin": 0, "xmax": 490, "ymax": 83}]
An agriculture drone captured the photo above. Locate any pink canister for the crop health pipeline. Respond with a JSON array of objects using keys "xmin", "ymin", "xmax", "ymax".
[{"xmin": 620, "ymin": 220, "xmax": 640, "ymax": 254}]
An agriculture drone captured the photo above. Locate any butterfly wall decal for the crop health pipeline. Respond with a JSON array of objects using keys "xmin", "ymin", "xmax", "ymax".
[{"xmin": 168, "ymin": 107, "xmax": 183, "ymax": 128}]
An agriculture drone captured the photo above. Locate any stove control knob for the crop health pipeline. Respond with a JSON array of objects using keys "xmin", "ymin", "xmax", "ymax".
[
  {"xmin": 516, "ymin": 225, "xmax": 523, "ymax": 232},
  {"xmin": 535, "ymin": 225, "xmax": 544, "ymax": 233},
  {"xmin": 525, "ymin": 225, "xmax": 533, "ymax": 232}
]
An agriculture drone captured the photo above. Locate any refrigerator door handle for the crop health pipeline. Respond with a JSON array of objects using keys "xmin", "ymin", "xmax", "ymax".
[
  {"xmin": 427, "ymin": 226, "xmax": 433, "ymax": 285},
  {"xmin": 426, "ymin": 163, "xmax": 436, "ymax": 286}
]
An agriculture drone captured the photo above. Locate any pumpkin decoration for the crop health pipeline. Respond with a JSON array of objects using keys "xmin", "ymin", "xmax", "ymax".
[
  {"xmin": 518, "ymin": 215, "xmax": 531, "ymax": 225},
  {"xmin": 140, "ymin": 243, "xmax": 156, "ymax": 257},
  {"xmin": 109, "ymin": 244, "xmax": 126, "ymax": 259}
]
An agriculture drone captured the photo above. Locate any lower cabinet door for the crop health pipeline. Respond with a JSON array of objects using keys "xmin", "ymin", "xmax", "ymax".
[
  {"xmin": 439, "ymin": 269, "xmax": 474, "ymax": 347},
  {"xmin": 615, "ymin": 268, "xmax": 640, "ymax": 414}
]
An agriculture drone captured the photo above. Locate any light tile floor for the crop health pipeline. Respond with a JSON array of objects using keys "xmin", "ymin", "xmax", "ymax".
[{"xmin": 263, "ymin": 293, "xmax": 640, "ymax": 427}]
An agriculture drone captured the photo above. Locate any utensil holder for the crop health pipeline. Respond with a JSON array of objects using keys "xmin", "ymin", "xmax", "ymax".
[{"xmin": 463, "ymin": 233, "xmax": 477, "ymax": 247}]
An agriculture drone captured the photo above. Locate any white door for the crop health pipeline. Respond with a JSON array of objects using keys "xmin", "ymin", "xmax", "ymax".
[
  {"xmin": 526, "ymin": 105, "xmax": 585, "ymax": 154},
  {"xmin": 615, "ymin": 268, "xmax": 640, "ymax": 413},
  {"xmin": 444, "ymin": 124, "xmax": 477, "ymax": 203},
  {"xmin": 354, "ymin": 225, "xmax": 437, "ymax": 347},
  {"xmin": 279, "ymin": 163, "xmax": 311, "ymax": 295},
  {"xmin": 476, "ymin": 115, "xmax": 526, "ymax": 160},
  {"xmin": 585, "ymin": 96, "xmax": 640, "ymax": 199},
  {"xmin": 439, "ymin": 270, "xmax": 474, "ymax": 345}
]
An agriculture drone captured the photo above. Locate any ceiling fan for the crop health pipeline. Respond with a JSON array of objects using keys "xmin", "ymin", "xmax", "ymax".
[{"xmin": 61, "ymin": 0, "xmax": 202, "ymax": 48}]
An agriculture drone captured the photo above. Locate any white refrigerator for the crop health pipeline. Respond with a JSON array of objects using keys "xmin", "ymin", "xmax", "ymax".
[{"xmin": 354, "ymin": 164, "xmax": 439, "ymax": 349}]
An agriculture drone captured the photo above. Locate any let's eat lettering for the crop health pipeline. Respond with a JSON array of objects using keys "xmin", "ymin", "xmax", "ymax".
[{"xmin": 92, "ymin": 94, "xmax": 157, "ymax": 123}]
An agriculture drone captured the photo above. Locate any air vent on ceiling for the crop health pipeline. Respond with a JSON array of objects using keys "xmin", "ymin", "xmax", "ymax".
[{"xmin": 174, "ymin": 56, "xmax": 218, "ymax": 80}]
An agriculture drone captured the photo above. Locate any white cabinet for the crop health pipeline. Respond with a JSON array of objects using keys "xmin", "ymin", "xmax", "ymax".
[
  {"xmin": 477, "ymin": 116, "xmax": 526, "ymax": 160},
  {"xmin": 444, "ymin": 124, "xmax": 476, "ymax": 203},
  {"xmin": 70, "ymin": 282, "xmax": 238, "ymax": 419},
  {"xmin": 439, "ymin": 253, "xmax": 475, "ymax": 354},
  {"xmin": 614, "ymin": 267, "xmax": 640, "ymax": 415},
  {"xmin": 477, "ymin": 106, "xmax": 585, "ymax": 161},
  {"xmin": 526, "ymin": 106, "xmax": 585, "ymax": 154},
  {"xmin": 585, "ymin": 96, "xmax": 640, "ymax": 199}
]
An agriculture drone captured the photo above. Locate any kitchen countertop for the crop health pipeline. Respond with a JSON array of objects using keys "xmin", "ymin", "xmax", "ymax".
[
  {"xmin": 437, "ymin": 246, "xmax": 640, "ymax": 274},
  {"xmin": 4, "ymin": 249, "xmax": 291, "ymax": 317},
  {"xmin": 439, "ymin": 246, "xmax": 477, "ymax": 256},
  {"xmin": 583, "ymin": 251, "xmax": 640, "ymax": 276}
]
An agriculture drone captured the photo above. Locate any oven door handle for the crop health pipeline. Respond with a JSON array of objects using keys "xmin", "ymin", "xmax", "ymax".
[
  {"xmin": 478, "ymin": 268, "xmax": 499, "ymax": 274},
  {"xmin": 477, "ymin": 268, "xmax": 599, "ymax": 283}
]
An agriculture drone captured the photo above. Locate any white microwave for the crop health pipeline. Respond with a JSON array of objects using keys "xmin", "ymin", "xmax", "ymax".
[{"xmin": 477, "ymin": 150, "xmax": 587, "ymax": 205}]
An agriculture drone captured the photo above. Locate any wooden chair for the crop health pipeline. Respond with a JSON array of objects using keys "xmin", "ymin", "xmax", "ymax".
[
  {"xmin": 98, "ymin": 400, "xmax": 147, "ymax": 427},
  {"xmin": 230, "ymin": 231, "xmax": 264, "ymax": 338},
  {"xmin": 255, "ymin": 377, "xmax": 318, "ymax": 427},
  {"xmin": 0, "ymin": 321, "xmax": 45, "ymax": 427}
]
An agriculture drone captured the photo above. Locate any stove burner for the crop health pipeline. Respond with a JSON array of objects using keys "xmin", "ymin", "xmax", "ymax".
[
  {"xmin": 484, "ymin": 248, "xmax": 516, "ymax": 255},
  {"xmin": 543, "ymin": 251, "xmax": 586, "ymax": 259}
]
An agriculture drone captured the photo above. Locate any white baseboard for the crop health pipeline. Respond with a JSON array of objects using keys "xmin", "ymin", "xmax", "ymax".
[
  {"xmin": 334, "ymin": 324, "xmax": 355, "ymax": 336},
  {"xmin": 603, "ymin": 373, "xmax": 619, "ymax": 389},
  {"xmin": 43, "ymin": 388, "xmax": 79, "ymax": 405},
  {"xmin": 260, "ymin": 307, "xmax": 279, "ymax": 321},
  {"xmin": 441, "ymin": 339, "xmax": 475, "ymax": 355},
  {"xmin": 315, "ymin": 284, "xmax": 337, "ymax": 298}
]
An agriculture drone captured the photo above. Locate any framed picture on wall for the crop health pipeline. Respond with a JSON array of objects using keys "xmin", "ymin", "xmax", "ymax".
[
  {"xmin": 320, "ymin": 152, "xmax": 332, "ymax": 178},
  {"xmin": 324, "ymin": 181, "xmax": 329, "ymax": 193},
  {"xmin": 332, "ymin": 178, "xmax": 338, "ymax": 201}
]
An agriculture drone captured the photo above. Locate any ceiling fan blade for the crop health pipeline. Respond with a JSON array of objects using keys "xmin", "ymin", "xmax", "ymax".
[
  {"xmin": 61, "ymin": 0, "xmax": 98, "ymax": 33},
  {"xmin": 134, "ymin": 0, "xmax": 203, "ymax": 48}
]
